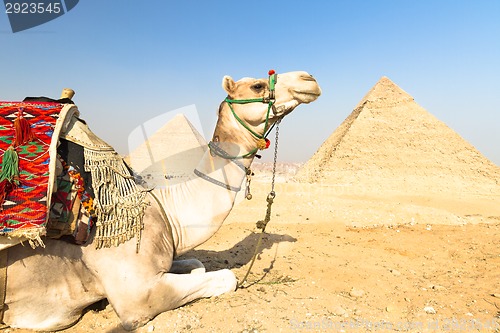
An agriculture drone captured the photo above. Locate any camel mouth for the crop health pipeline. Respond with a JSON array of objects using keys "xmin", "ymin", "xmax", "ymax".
[
  {"xmin": 273, "ymin": 85, "xmax": 321, "ymax": 116},
  {"xmin": 291, "ymin": 76, "xmax": 322, "ymax": 104},
  {"xmin": 291, "ymin": 89, "xmax": 322, "ymax": 104}
]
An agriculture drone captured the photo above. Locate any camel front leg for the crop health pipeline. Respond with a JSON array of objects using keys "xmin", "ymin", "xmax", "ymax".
[
  {"xmin": 169, "ymin": 258, "xmax": 206, "ymax": 274},
  {"xmin": 112, "ymin": 269, "xmax": 237, "ymax": 331}
]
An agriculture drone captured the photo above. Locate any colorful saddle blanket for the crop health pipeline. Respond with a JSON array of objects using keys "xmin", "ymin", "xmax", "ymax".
[
  {"xmin": 0, "ymin": 102, "xmax": 75, "ymax": 246},
  {"xmin": 0, "ymin": 100, "xmax": 148, "ymax": 250}
]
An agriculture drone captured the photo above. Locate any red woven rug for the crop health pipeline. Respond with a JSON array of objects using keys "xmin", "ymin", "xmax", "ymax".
[{"xmin": 0, "ymin": 102, "xmax": 63, "ymax": 241}]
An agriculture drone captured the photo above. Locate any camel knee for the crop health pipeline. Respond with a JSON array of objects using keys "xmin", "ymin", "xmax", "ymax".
[
  {"xmin": 206, "ymin": 269, "xmax": 237, "ymax": 296},
  {"xmin": 169, "ymin": 259, "xmax": 205, "ymax": 274}
]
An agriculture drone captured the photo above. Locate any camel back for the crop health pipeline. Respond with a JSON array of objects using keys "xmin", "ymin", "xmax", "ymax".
[{"xmin": 0, "ymin": 100, "xmax": 147, "ymax": 250}]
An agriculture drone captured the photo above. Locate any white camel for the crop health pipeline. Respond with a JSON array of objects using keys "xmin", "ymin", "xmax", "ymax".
[{"xmin": 2, "ymin": 71, "xmax": 321, "ymax": 331}]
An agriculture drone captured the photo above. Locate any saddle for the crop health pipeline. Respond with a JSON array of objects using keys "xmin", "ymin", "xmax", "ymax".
[{"xmin": 0, "ymin": 98, "xmax": 148, "ymax": 250}]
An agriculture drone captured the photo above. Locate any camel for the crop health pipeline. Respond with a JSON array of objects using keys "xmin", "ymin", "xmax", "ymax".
[{"xmin": 1, "ymin": 71, "xmax": 321, "ymax": 331}]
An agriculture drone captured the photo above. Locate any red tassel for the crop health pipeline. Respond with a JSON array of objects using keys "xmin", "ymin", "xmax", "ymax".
[
  {"xmin": 14, "ymin": 108, "xmax": 35, "ymax": 147},
  {"xmin": 0, "ymin": 179, "xmax": 15, "ymax": 210}
]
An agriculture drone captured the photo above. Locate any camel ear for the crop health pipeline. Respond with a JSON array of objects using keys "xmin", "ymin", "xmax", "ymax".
[{"xmin": 222, "ymin": 76, "xmax": 235, "ymax": 94}]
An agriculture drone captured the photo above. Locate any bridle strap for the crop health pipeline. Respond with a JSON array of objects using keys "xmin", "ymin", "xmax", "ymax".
[
  {"xmin": 195, "ymin": 142, "xmax": 248, "ymax": 192},
  {"xmin": 211, "ymin": 71, "xmax": 278, "ymax": 160},
  {"xmin": 207, "ymin": 141, "xmax": 247, "ymax": 169},
  {"xmin": 193, "ymin": 169, "xmax": 242, "ymax": 192},
  {"xmin": 225, "ymin": 98, "xmax": 274, "ymax": 140}
]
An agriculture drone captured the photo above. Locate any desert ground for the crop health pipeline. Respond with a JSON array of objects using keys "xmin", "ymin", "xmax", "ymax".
[{"xmin": 7, "ymin": 164, "xmax": 500, "ymax": 333}]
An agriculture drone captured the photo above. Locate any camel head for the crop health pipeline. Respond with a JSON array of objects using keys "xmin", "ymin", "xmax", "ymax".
[{"xmin": 214, "ymin": 71, "xmax": 321, "ymax": 158}]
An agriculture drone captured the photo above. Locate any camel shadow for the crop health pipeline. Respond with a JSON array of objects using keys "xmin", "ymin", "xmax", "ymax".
[{"xmin": 178, "ymin": 231, "xmax": 297, "ymax": 272}]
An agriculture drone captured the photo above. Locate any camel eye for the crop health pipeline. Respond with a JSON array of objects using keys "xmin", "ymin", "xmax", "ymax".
[{"xmin": 251, "ymin": 83, "xmax": 264, "ymax": 91}]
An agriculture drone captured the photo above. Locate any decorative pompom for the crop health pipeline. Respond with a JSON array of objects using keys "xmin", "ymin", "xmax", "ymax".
[
  {"xmin": 257, "ymin": 138, "xmax": 271, "ymax": 150},
  {"xmin": 0, "ymin": 179, "xmax": 15, "ymax": 209},
  {"xmin": 257, "ymin": 138, "xmax": 267, "ymax": 150},
  {"xmin": 0, "ymin": 146, "xmax": 19, "ymax": 209},
  {"xmin": 0, "ymin": 146, "xmax": 20, "ymax": 184},
  {"xmin": 14, "ymin": 108, "xmax": 35, "ymax": 147},
  {"xmin": 268, "ymin": 69, "xmax": 276, "ymax": 75}
]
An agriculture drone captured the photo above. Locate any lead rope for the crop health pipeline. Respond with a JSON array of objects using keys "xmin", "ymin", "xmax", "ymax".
[
  {"xmin": 238, "ymin": 119, "xmax": 281, "ymax": 289},
  {"xmin": 0, "ymin": 249, "xmax": 8, "ymax": 327}
]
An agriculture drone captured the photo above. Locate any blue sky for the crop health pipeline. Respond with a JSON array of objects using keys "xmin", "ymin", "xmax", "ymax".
[{"xmin": 1, "ymin": 1, "xmax": 499, "ymax": 165}]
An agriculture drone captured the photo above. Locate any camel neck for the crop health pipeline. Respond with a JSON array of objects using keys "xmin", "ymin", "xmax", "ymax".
[
  {"xmin": 153, "ymin": 103, "xmax": 264, "ymax": 255},
  {"xmin": 152, "ymin": 143, "xmax": 253, "ymax": 256}
]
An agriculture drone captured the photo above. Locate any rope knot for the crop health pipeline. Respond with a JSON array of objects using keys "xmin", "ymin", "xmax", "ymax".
[{"xmin": 256, "ymin": 219, "xmax": 266, "ymax": 230}]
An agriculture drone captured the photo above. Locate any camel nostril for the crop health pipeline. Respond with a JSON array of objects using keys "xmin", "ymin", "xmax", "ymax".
[{"xmin": 301, "ymin": 74, "xmax": 316, "ymax": 82}]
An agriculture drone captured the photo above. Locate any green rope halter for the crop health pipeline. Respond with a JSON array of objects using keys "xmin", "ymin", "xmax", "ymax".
[{"xmin": 211, "ymin": 70, "xmax": 278, "ymax": 160}]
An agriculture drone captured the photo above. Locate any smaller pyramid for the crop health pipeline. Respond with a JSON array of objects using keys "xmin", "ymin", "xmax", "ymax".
[
  {"xmin": 295, "ymin": 77, "xmax": 500, "ymax": 195},
  {"xmin": 126, "ymin": 114, "xmax": 207, "ymax": 186}
]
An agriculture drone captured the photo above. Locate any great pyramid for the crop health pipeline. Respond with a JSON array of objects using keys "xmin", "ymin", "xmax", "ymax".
[
  {"xmin": 295, "ymin": 77, "xmax": 500, "ymax": 196},
  {"xmin": 125, "ymin": 114, "xmax": 207, "ymax": 187}
]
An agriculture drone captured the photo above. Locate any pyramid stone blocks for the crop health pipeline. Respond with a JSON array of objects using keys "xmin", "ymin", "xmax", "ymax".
[{"xmin": 295, "ymin": 77, "xmax": 500, "ymax": 196}]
